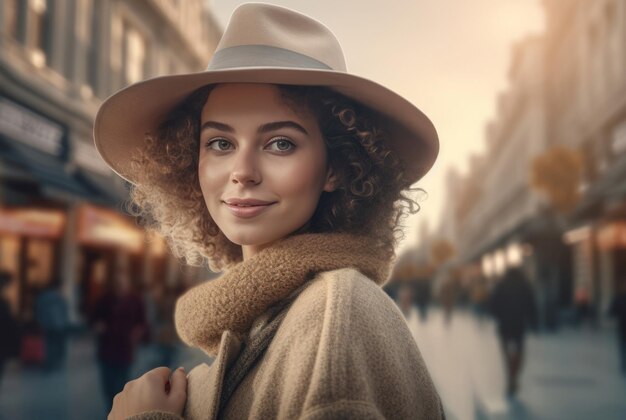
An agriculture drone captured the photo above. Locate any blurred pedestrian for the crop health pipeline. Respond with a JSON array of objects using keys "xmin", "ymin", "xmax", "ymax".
[
  {"xmin": 144, "ymin": 282, "xmax": 178, "ymax": 370},
  {"xmin": 609, "ymin": 282, "xmax": 626, "ymax": 375},
  {"xmin": 439, "ymin": 277, "xmax": 460, "ymax": 326},
  {"xmin": 34, "ymin": 279, "xmax": 69, "ymax": 371},
  {"xmin": 0, "ymin": 270, "xmax": 20, "ymax": 391},
  {"xmin": 470, "ymin": 276, "xmax": 489, "ymax": 322},
  {"xmin": 90, "ymin": 270, "xmax": 148, "ymax": 410},
  {"xmin": 397, "ymin": 282, "xmax": 416, "ymax": 319},
  {"xmin": 414, "ymin": 278, "xmax": 432, "ymax": 321},
  {"xmin": 489, "ymin": 267, "xmax": 538, "ymax": 396},
  {"xmin": 574, "ymin": 285, "xmax": 592, "ymax": 327}
]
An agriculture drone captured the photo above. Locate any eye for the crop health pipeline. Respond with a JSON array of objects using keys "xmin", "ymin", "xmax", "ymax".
[
  {"xmin": 206, "ymin": 138, "xmax": 233, "ymax": 151},
  {"xmin": 266, "ymin": 137, "xmax": 296, "ymax": 153}
]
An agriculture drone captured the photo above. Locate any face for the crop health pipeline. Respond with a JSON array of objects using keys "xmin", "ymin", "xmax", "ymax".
[{"xmin": 198, "ymin": 83, "xmax": 336, "ymax": 257}]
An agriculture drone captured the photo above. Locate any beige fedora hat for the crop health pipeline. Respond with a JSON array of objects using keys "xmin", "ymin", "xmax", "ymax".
[{"xmin": 94, "ymin": 2, "xmax": 438, "ymax": 185}]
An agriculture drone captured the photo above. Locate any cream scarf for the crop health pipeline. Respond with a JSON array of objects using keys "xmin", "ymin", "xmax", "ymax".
[{"xmin": 174, "ymin": 233, "xmax": 392, "ymax": 356}]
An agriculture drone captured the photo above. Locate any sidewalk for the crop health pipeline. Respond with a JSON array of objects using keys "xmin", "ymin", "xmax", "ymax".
[
  {"xmin": 2, "ymin": 310, "xmax": 625, "ymax": 419},
  {"xmin": 0, "ymin": 333, "xmax": 212, "ymax": 420},
  {"xmin": 406, "ymin": 307, "xmax": 626, "ymax": 420}
]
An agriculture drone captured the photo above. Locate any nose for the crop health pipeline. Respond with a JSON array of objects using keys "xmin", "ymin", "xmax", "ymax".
[{"xmin": 230, "ymin": 148, "xmax": 261, "ymax": 185}]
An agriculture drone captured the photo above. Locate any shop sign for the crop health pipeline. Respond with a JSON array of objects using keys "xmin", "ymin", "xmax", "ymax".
[
  {"xmin": 597, "ymin": 222, "xmax": 626, "ymax": 250},
  {"xmin": 0, "ymin": 208, "xmax": 65, "ymax": 238},
  {"xmin": 563, "ymin": 225, "xmax": 591, "ymax": 245},
  {"xmin": 74, "ymin": 139, "xmax": 111, "ymax": 176},
  {"xmin": 0, "ymin": 97, "xmax": 65, "ymax": 156},
  {"xmin": 77, "ymin": 204, "xmax": 144, "ymax": 252}
]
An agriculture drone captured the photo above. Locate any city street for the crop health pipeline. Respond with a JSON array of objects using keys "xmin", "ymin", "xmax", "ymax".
[
  {"xmin": 0, "ymin": 334, "xmax": 212, "ymax": 420},
  {"xmin": 408, "ymin": 308, "xmax": 626, "ymax": 420},
  {"xmin": 1, "ymin": 307, "xmax": 625, "ymax": 420}
]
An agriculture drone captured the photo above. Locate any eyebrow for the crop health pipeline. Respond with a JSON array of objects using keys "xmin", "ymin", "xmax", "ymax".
[{"xmin": 200, "ymin": 120, "xmax": 309, "ymax": 135}]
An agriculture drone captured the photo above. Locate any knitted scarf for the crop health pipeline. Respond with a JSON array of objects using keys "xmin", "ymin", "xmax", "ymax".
[{"xmin": 174, "ymin": 233, "xmax": 392, "ymax": 356}]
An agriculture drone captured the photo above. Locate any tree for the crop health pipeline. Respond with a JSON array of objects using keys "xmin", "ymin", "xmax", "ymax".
[
  {"xmin": 430, "ymin": 239, "xmax": 456, "ymax": 268},
  {"xmin": 530, "ymin": 145, "xmax": 584, "ymax": 214}
]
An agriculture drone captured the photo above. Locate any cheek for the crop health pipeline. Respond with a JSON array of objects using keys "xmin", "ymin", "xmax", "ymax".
[
  {"xmin": 198, "ymin": 160, "xmax": 225, "ymax": 202},
  {"xmin": 272, "ymin": 156, "xmax": 327, "ymax": 198}
]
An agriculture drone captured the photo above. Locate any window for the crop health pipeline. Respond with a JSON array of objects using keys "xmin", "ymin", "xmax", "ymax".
[
  {"xmin": 3, "ymin": 0, "xmax": 20, "ymax": 39},
  {"xmin": 81, "ymin": 0, "xmax": 99, "ymax": 95},
  {"xmin": 27, "ymin": 0, "xmax": 50, "ymax": 66},
  {"xmin": 123, "ymin": 24, "xmax": 148, "ymax": 84}
]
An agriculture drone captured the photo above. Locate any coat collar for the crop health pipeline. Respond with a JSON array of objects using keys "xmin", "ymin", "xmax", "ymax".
[{"xmin": 174, "ymin": 233, "xmax": 391, "ymax": 356}]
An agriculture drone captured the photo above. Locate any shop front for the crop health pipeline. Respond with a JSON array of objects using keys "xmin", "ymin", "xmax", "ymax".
[
  {"xmin": 596, "ymin": 221, "xmax": 626, "ymax": 312},
  {"xmin": 75, "ymin": 203, "xmax": 155, "ymax": 321},
  {"xmin": 0, "ymin": 207, "xmax": 65, "ymax": 321}
]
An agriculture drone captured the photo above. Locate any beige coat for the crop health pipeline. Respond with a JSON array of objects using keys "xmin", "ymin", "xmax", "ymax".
[{"xmin": 130, "ymin": 234, "xmax": 444, "ymax": 419}]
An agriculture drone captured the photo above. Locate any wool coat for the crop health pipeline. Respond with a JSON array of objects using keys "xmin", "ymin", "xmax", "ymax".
[{"xmin": 129, "ymin": 233, "xmax": 444, "ymax": 419}]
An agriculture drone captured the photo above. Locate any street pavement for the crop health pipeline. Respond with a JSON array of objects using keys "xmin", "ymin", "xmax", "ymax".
[
  {"xmin": 406, "ymin": 307, "xmax": 626, "ymax": 420},
  {"xmin": 1, "ymin": 307, "xmax": 625, "ymax": 420},
  {"xmin": 0, "ymin": 335, "xmax": 212, "ymax": 420}
]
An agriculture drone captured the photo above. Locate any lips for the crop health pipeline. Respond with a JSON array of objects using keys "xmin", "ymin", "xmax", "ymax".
[{"xmin": 222, "ymin": 198, "xmax": 276, "ymax": 218}]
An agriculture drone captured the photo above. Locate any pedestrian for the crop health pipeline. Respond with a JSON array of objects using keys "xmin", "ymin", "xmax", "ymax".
[
  {"xmin": 609, "ymin": 282, "xmax": 626, "ymax": 375},
  {"xmin": 90, "ymin": 268, "xmax": 148, "ymax": 411},
  {"xmin": 489, "ymin": 267, "xmax": 538, "ymax": 396},
  {"xmin": 397, "ymin": 282, "xmax": 416, "ymax": 319},
  {"xmin": 469, "ymin": 276, "xmax": 488, "ymax": 323},
  {"xmin": 34, "ymin": 279, "xmax": 69, "ymax": 371},
  {"xmin": 415, "ymin": 278, "xmax": 432, "ymax": 321},
  {"xmin": 439, "ymin": 277, "xmax": 460, "ymax": 326},
  {"xmin": 95, "ymin": 3, "xmax": 444, "ymax": 419},
  {"xmin": 0, "ymin": 270, "xmax": 20, "ymax": 391},
  {"xmin": 144, "ymin": 282, "xmax": 179, "ymax": 370}
]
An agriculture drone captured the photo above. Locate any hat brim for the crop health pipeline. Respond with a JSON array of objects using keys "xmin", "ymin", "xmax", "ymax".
[{"xmin": 94, "ymin": 67, "xmax": 438, "ymax": 185}]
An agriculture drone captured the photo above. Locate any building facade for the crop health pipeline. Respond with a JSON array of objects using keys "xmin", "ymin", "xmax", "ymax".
[
  {"xmin": 544, "ymin": 0, "xmax": 626, "ymax": 317},
  {"xmin": 433, "ymin": 0, "xmax": 626, "ymax": 326},
  {"xmin": 0, "ymin": 0, "xmax": 221, "ymax": 323}
]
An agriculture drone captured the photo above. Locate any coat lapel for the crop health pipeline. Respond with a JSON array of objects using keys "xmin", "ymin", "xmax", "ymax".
[{"xmin": 184, "ymin": 330, "xmax": 242, "ymax": 420}]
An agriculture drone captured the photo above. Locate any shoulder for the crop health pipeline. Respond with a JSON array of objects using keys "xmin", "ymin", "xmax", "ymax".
[
  {"xmin": 283, "ymin": 266, "xmax": 429, "ymax": 380},
  {"xmin": 287, "ymin": 267, "xmax": 406, "ymax": 333},
  {"xmin": 277, "ymin": 268, "xmax": 443, "ymax": 418}
]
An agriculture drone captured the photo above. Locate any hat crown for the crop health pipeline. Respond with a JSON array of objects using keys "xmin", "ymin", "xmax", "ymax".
[{"xmin": 209, "ymin": 3, "xmax": 347, "ymax": 72}]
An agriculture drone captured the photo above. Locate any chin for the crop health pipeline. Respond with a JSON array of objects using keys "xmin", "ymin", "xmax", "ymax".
[{"xmin": 221, "ymin": 229, "xmax": 282, "ymax": 248}]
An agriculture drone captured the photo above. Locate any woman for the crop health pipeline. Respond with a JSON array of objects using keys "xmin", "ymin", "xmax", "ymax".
[{"xmin": 96, "ymin": 3, "xmax": 443, "ymax": 419}]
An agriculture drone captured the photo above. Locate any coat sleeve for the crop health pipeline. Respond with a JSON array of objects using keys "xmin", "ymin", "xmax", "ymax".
[{"xmin": 126, "ymin": 411, "xmax": 184, "ymax": 420}]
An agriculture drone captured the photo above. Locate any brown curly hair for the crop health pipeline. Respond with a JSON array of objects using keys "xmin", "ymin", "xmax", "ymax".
[{"xmin": 128, "ymin": 84, "xmax": 422, "ymax": 272}]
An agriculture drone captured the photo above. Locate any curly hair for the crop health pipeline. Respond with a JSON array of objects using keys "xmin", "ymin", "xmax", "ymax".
[{"xmin": 128, "ymin": 84, "xmax": 422, "ymax": 272}]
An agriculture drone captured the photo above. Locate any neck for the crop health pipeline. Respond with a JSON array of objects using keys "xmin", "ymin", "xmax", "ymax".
[
  {"xmin": 242, "ymin": 242, "xmax": 274, "ymax": 260},
  {"xmin": 241, "ymin": 222, "xmax": 313, "ymax": 261}
]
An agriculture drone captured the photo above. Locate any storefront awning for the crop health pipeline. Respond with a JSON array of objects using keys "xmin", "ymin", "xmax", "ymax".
[
  {"xmin": 461, "ymin": 211, "xmax": 562, "ymax": 264},
  {"xmin": 572, "ymin": 154, "xmax": 626, "ymax": 221},
  {"xmin": 75, "ymin": 169, "xmax": 130, "ymax": 207},
  {"xmin": 0, "ymin": 137, "xmax": 96, "ymax": 200}
]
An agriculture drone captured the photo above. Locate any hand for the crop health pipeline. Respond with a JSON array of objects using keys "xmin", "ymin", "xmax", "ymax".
[{"xmin": 108, "ymin": 367, "xmax": 187, "ymax": 420}]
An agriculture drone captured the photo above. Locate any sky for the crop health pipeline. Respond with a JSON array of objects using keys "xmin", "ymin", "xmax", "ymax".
[{"xmin": 208, "ymin": 0, "xmax": 545, "ymax": 254}]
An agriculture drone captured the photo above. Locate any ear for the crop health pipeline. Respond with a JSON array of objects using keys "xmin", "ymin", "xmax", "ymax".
[{"xmin": 323, "ymin": 167, "xmax": 338, "ymax": 192}]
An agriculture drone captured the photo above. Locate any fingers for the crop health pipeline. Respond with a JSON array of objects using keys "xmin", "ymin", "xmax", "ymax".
[
  {"xmin": 147, "ymin": 366, "xmax": 172, "ymax": 382},
  {"xmin": 169, "ymin": 367, "xmax": 187, "ymax": 398},
  {"xmin": 107, "ymin": 367, "xmax": 188, "ymax": 420}
]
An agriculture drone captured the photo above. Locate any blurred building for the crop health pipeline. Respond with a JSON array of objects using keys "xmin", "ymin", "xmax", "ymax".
[
  {"xmin": 545, "ymin": 0, "xmax": 626, "ymax": 319},
  {"xmin": 0, "ymin": 0, "xmax": 221, "ymax": 323},
  {"xmin": 432, "ymin": 0, "xmax": 626, "ymax": 326}
]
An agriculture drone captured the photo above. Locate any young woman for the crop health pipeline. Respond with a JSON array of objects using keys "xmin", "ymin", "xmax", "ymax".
[{"xmin": 95, "ymin": 3, "xmax": 443, "ymax": 419}]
